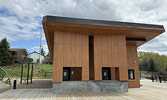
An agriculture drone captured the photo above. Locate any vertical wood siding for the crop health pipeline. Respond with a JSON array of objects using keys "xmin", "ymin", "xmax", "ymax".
[
  {"xmin": 127, "ymin": 44, "xmax": 140, "ymax": 88},
  {"xmin": 94, "ymin": 34, "xmax": 128, "ymax": 81},
  {"xmin": 53, "ymin": 31, "xmax": 89, "ymax": 82}
]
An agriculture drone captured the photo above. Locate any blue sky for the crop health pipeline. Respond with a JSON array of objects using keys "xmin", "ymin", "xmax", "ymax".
[
  {"xmin": 0, "ymin": 0, "xmax": 167, "ymax": 55},
  {"xmin": 10, "ymin": 38, "xmax": 47, "ymax": 54}
]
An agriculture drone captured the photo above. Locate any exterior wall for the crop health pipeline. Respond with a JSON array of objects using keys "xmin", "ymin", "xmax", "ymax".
[
  {"xmin": 10, "ymin": 50, "xmax": 27, "ymax": 63},
  {"xmin": 53, "ymin": 31, "xmax": 89, "ymax": 82},
  {"xmin": 94, "ymin": 35, "xmax": 128, "ymax": 81},
  {"xmin": 53, "ymin": 31, "xmax": 140, "ymax": 88},
  {"xmin": 127, "ymin": 44, "xmax": 140, "ymax": 88}
]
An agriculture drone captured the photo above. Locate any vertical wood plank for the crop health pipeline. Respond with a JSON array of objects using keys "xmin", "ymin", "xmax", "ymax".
[
  {"xmin": 111, "ymin": 35, "xmax": 118, "ymax": 67},
  {"xmin": 101, "ymin": 35, "xmax": 108, "ymax": 66},
  {"xmin": 117, "ymin": 35, "xmax": 128, "ymax": 81},
  {"xmin": 107, "ymin": 35, "xmax": 112, "ymax": 67},
  {"xmin": 111, "ymin": 67, "xmax": 115, "ymax": 80},
  {"xmin": 81, "ymin": 34, "xmax": 89, "ymax": 80},
  {"xmin": 71, "ymin": 33, "xmax": 76, "ymax": 66},
  {"xmin": 54, "ymin": 31, "xmax": 64, "ymax": 43},
  {"xmin": 94, "ymin": 35, "xmax": 102, "ymax": 80}
]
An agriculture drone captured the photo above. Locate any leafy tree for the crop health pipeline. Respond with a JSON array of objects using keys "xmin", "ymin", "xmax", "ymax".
[
  {"xmin": 0, "ymin": 38, "xmax": 13, "ymax": 66},
  {"xmin": 37, "ymin": 59, "xmax": 39, "ymax": 63},
  {"xmin": 41, "ymin": 46, "xmax": 45, "ymax": 56},
  {"xmin": 138, "ymin": 51, "xmax": 167, "ymax": 74},
  {"xmin": 43, "ymin": 52, "xmax": 52, "ymax": 64},
  {"xmin": 149, "ymin": 59, "xmax": 155, "ymax": 71}
]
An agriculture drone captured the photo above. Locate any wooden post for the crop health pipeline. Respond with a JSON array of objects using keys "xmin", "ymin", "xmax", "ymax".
[
  {"xmin": 20, "ymin": 64, "xmax": 23, "ymax": 84},
  {"xmin": 44, "ymin": 72, "xmax": 46, "ymax": 78},
  {"xmin": 27, "ymin": 63, "xmax": 30, "ymax": 84},
  {"xmin": 31, "ymin": 64, "xmax": 33, "ymax": 83}
]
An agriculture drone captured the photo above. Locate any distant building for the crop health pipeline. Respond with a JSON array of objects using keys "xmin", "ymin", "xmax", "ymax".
[
  {"xmin": 9, "ymin": 48, "xmax": 27, "ymax": 63},
  {"xmin": 27, "ymin": 52, "xmax": 44, "ymax": 64}
]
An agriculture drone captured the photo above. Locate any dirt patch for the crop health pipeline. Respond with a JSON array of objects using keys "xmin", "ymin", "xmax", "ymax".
[
  {"xmin": 0, "ymin": 78, "xmax": 52, "ymax": 93},
  {"xmin": 0, "ymin": 82, "xmax": 12, "ymax": 93},
  {"xmin": 17, "ymin": 79, "xmax": 52, "ymax": 89}
]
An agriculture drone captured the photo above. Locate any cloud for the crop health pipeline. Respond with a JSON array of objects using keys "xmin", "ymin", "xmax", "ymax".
[
  {"xmin": 42, "ymin": 44, "xmax": 49, "ymax": 53},
  {"xmin": 0, "ymin": 0, "xmax": 167, "ymax": 54},
  {"xmin": 0, "ymin": 0, "xmax": 121, "ymax": 41}
]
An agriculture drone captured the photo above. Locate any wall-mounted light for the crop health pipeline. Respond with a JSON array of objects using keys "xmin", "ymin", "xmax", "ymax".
[
  {"xmin": 71, "ymin": 71, "xmax": 74, "ymax": 74},
  {"xmin": 134, "ymin": 61, "xmax": 137, "ymax": 64}
]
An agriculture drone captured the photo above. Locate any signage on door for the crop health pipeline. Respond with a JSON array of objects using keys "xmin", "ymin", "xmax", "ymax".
[
  {"xmin": 104, "ymin": 72, "xmax": 106, "ymax": 76},
  {"xmin": 64, "ymin": 72, "xmax": 67, "ymax": 76}
]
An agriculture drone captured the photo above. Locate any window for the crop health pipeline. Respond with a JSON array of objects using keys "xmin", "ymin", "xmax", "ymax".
[{"xmin": 128, "ymin": 69, "xmax": 135, "ymax": 80}]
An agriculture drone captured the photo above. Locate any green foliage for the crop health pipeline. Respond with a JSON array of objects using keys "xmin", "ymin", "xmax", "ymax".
[
  {"xmin": 34, "ymin": 64, "xmax": 53, "ymax": 78},
  {"xmin": 37, "ymin": 59, "xmax": 39, "ymax": 63},
  {"xmin": 149, "ymin": 59, "xmax": 155, "ymax": 71},
  {"xmin": 2, "ymin": 64, "xmax": 53, "ymax": 78},
  {"xmin": 0, "ymin": 38, "xmax": 13, "ymax": 66},
  {"xmin": 2, "ymin": 64, "xmax": 22, "ymax": 78},
  {"xmin": 43, "ymin": 53, "xmax": 52, "ymax": 64},
  {"xmin": 138, "ymin": 51, "xmax": 167, "ymax": 74}
]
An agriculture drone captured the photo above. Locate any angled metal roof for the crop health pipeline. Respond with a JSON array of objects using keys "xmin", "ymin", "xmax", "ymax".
[{"xmin": 43, "ymin": 15, "xmax": 164, "ymax": 31}]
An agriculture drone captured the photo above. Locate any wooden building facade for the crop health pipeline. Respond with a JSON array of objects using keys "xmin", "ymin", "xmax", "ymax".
[{"xmin": 43, "ymin": 16, "xmax": 165, "ymax": 89}]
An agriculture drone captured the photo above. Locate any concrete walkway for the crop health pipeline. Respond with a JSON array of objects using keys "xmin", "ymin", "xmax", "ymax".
[{"xmin": 0, "ymin": 80, "xmax": 167, "ymax": 100}]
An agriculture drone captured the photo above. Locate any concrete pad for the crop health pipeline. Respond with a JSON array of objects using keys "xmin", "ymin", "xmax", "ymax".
[{"xmin": 52, "ymin": 80, "xmax": 128, "ymax": 93}]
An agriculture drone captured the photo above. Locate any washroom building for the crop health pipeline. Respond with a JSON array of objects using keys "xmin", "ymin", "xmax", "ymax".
[{"xmin": 42, "ymin": 16, "xmax": 165, "ymax": 93}]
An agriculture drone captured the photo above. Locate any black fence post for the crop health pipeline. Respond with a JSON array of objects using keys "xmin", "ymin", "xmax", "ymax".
[
  {"xmin": 27, "ymin": 63, "xmax": 30, "ymax": 84},
  {"xmin": 31, "ymin": 64, "xmax": 33, "ymax": 83},
  {"xmin": 13, "ymin": 80, "xmax": 16, "ymax": 89},
  {"xmin": 20, "ymin": 64, "xmax": 23, "ymax": 84}
]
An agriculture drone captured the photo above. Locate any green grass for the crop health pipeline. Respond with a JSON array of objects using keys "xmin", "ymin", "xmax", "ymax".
[
  {"xmin": 34, "ymin": 64, "xmax": 53, "ymax": 78},
  {"xmin": 141, "ymin": 71, "xmax": 151, "ymax": 79},
  {"xmin": 1, "ymin": 64, "xmax": 53, "ymax": 79},
  {"xmin": 141, "ymin": 74, "xmax": 151, "ymax": 78}
]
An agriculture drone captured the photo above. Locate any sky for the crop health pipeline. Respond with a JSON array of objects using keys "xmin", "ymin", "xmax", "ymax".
[{"xmin": 0, "ymin": 0, "xmax": 167, "ymax": 55}]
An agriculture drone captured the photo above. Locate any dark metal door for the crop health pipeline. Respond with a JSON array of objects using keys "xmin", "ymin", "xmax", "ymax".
[
  {"xmin": 63, "ymin": 68, "xmax": 70, "ymax": 81},
  {"xmin": 102, "ymin": 68, "xmax": 111, "ymax": 80}
]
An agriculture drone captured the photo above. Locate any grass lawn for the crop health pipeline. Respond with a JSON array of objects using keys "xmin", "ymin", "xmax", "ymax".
[
  {"xmin": 141, "ymin": 71, "xmax": 152, "ymax": 79},
  {"xmin": 1, "ymin": 64, "xmax": 53, "ymax": 79}
]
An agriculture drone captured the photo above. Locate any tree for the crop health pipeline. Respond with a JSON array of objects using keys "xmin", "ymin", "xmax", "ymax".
[
  {"xmin": 0, "ymin": 38, "xmax": 13, "ymax": 66},
  {"xmin": 41, "ymin": 46, "xmax": 45, "ymax": 56},
  {"xmin": 138, "ymin": 51, "xmax": 167, "ymax": 74},
  {"xmin": 149, "ymin": 59, "xmax": 155, "ymax": 71},
  {"xmin": 43, "ymin": 52, "xmax": 52, "ymax": 64}
]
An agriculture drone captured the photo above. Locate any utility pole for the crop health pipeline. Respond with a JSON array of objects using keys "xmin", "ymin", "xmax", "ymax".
[{"xmin": 38, "ymin": 27, "xmax": 42, "ymax": 70}]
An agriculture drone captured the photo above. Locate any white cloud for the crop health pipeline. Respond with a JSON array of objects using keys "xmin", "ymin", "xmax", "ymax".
[
  {"xmin": 42, "ymin": 44, "xmax": 49, "ymax": 54},
  {"xmin": 0, "ymin": 0, "xmax": 167, "ymax": 54},
  {"xmin": 28, "ymin": 44, "xmax": 48, "ymax": 54}
]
